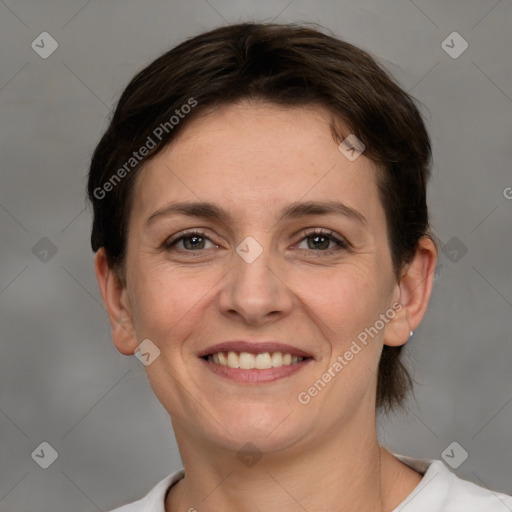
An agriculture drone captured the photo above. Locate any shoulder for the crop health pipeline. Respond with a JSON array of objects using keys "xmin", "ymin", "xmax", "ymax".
[
  {"xmin": 394, "ymin": 454, "xmax": 512, "ymax": 512},
  {"xmin": 108, "ymin": 469, "xmax": 184, "ymax": 512}
]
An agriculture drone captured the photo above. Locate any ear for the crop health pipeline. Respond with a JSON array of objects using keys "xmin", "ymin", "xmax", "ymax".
[
  {"xmin": 384, "ymin": 236, "xmax": 438, "ymax": 347},
  {"xmin": 94, "ymin": 248, "xmax": 138, "ymax": 355}
]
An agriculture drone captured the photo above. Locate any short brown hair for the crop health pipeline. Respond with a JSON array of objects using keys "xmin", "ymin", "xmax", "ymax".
[{"xmin": 87, "ymin": 22, "xmax": 433, "ymax": 411}]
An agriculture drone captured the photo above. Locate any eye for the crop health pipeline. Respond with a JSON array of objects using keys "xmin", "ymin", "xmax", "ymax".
[
  {"xmin": 163, "ymin": 230, "xmax": 218, "ymax": 252},
  {"xmin": 295, "ymin": 228, "xmax": 348, "ymax": 254},
  {"xmin": 162, "ymin": 228, "xmax": 348, "ymax": 255}
]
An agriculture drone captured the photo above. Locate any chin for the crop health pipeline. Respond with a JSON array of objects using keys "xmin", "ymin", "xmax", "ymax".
[{"xmin": 200, "ymin": 405, "xmax": 314, "ymax": 455}]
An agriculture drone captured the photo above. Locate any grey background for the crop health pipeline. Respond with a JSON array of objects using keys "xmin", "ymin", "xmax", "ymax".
[{"xmin": 1, "ymin": 0, "xmax": 511, "ymax": 510}]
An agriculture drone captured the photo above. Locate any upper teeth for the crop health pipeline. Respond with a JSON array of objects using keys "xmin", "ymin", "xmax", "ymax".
[{"xmin": 207, "ymin": 351, "xmax": 304, "ymax": 369}]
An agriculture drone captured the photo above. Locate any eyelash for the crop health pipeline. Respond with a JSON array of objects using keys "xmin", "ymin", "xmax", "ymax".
[{"xmin": 163, "ymin": 228, "xmax": 348, "ymax": 256}]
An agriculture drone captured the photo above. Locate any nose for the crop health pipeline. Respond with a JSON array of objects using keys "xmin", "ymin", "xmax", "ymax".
[{"xmin": 218, "ymin": 240, "xmax": 294, "ymax": 326}]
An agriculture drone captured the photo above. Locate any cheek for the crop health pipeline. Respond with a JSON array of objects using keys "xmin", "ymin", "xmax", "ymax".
[
  {"xmin": 128, "ymin": 261, "xmax": 222, "ymax": 344},
  {"xmin": 288, "ymin": 267, "xmax": 389, "ymax": 415},
  {"xmin": 299, "ymin": 264, "xmax": 386, "ymax": 337},
  {"xmin": 298, "ymin": 265, "xmax": 389, "ymax": 381}
]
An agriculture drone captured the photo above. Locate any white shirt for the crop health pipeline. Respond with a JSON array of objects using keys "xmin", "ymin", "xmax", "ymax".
[{"xmin": 108, "ymin": 454, "xmax": 512, "ymax": 511}]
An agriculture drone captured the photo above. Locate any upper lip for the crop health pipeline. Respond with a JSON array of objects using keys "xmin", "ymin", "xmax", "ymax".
[{"xmin": 197, "ymin": 341, "xmax": 313, "ymax": 358}]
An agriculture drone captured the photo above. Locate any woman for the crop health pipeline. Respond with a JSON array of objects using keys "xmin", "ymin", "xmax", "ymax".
[{"xmin": 87, "ymin": 22, "xmax": 512, "ymax": 512}]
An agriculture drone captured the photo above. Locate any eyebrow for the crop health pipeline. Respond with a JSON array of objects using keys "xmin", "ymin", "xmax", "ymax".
[{"xmin": 146, "ymin": 200, "xmax": 368, "ymax": 227}]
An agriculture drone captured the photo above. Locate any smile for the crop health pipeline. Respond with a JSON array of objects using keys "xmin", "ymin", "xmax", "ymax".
[
  {"xmin": 205, "ymin": 350, "xmax": 305, "ymax": 369},
  {"xmin": 198, "ymin": 341, "xmax": 314, "ymax": 383}
]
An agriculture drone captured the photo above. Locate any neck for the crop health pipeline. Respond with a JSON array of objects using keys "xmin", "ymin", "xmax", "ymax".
[{"xmin": 166, "ymin": 415, "xmax": 420, "ymax": 512}]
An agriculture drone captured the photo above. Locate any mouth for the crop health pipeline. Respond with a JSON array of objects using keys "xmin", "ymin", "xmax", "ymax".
[
  {"xmin": 202, "ymin": 350, "xmax": 308, "ymax": 369},
  {"xmin": 198, "ymin": 342, "xmax": 313, "ymax": 383}
]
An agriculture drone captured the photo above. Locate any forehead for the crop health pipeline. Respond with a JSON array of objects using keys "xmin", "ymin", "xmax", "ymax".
[{"xmin": 130, "ymin": 102, "xmax": 384, "ymax": 228}]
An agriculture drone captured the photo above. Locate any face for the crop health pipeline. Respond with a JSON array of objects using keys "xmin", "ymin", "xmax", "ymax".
[{"xmin": 116, "ymin": 102, "xmax": 404, "ymax": 454}]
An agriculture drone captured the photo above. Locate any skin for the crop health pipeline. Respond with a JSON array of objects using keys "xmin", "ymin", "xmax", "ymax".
[{"xmin": 95, "ymin": 101, "xmax": 437, "ymax": 512}]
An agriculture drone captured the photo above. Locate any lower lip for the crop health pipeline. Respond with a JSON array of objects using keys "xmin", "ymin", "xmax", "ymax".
[{"xmin": 199, "ymin": 357, "xmax": 312, "ymax": 383}]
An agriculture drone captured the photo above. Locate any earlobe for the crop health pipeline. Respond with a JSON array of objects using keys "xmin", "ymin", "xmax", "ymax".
[
  {"xmin": 94, "ymin": 249, "xmax": 138, "ymax": 355},
  {"xmin": 384, "ymin": 236, "xmax": 438, "ymax": 347}
]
